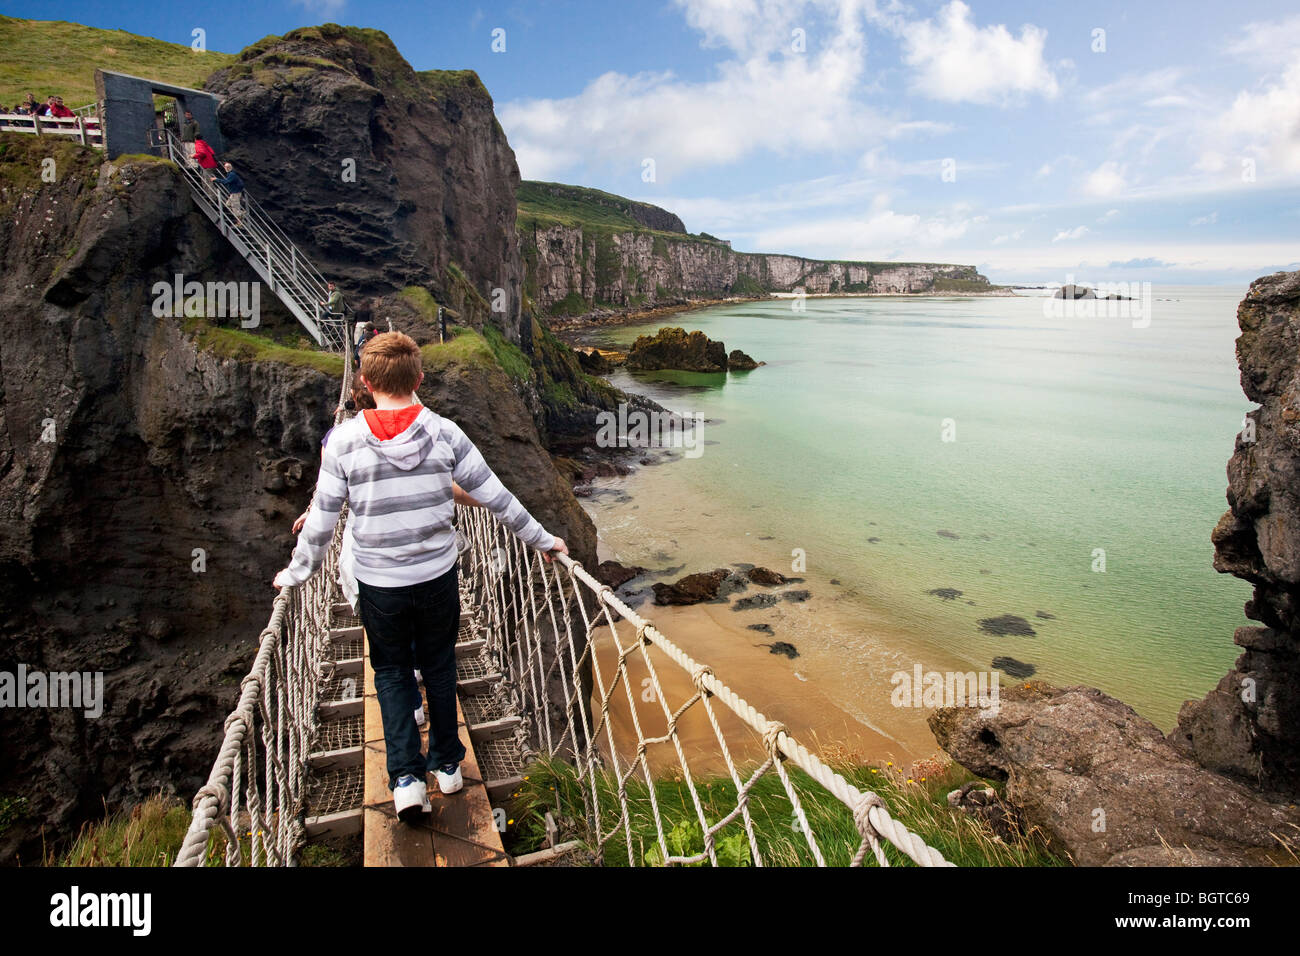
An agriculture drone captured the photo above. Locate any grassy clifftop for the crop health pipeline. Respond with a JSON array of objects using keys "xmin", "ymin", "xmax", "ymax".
[{"xmin": 0, "ymin": 15, "xmax": 235, "ymax": 107}]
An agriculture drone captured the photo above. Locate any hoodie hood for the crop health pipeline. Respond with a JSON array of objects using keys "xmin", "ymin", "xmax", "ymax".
[{"xmin": 362, "ymin": 406, "xmax": 442, "ymax": 471}]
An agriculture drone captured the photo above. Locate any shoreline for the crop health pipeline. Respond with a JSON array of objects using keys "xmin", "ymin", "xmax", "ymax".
[{"xmin": 544, "ymin": 288, "xmax": 1020, "ymax": 338}]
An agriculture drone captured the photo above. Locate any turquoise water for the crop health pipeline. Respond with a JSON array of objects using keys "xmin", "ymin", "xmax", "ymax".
[{"xmin": 578, "ymin": 288, "xmax": 1254, "ymax": 732}]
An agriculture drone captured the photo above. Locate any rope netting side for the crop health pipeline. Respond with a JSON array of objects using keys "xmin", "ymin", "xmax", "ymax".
[
  {"xmin": 174, "ymin": 351, "xmax": 353, "ymax": 867},
  {"xmin": 455, "ymin": 505, "xmax": 952, "ymax": 868}
]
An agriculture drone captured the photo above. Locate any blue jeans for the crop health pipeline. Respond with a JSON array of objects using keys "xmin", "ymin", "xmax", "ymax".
[{"xmin": 357, "ymin": 565, "xmax": 466, "ymax": 788}]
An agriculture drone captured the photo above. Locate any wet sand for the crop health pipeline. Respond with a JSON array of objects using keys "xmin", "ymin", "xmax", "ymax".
[{"xmin": 583, "ymin": 544, "xmax": 961, "ymax": 777}]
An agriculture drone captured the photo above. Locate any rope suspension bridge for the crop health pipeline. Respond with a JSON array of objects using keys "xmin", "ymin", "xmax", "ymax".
[{"xmin": 174, "ymin": 366, "xmax": 954, "ymax": 866}]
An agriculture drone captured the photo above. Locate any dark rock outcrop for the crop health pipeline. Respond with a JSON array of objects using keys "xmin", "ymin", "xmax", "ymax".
[
  {"xmin": 625, "ymin": 327, "xmax": 727, "ymax": 373},
  {"xmin": 205, "ymin": 25, "xmax": 530, "ymax": 348},
  {"xmin": 746, "ymin": 567, "xmax": 786, "ymax": 586},
  {"xmin": 727, "ymin": 349, "xmax": 760, "ymax": 371},
  {"xmin": 594, "ymin": 561, "xmax": 645, "ymax": 590},
  {"xmin": 992, "ymin": 656, "xmax": 1036, "ymax": 679},
  {"xmin": 929, "ymin": 683, "xmax": 1299, "ymax": 866},
  {"xmin": 1172, "ymin": 270, "xmax": 1300, "ymax": 795},
  {"xmin": 651, "ymin": 569, "xmax": 730, "ymax": 606}
]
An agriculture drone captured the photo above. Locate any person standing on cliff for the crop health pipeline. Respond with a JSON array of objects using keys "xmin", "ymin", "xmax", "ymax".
[{"xmin": 273, "ymin": 331, "xmax": 568, "ymax": 821}]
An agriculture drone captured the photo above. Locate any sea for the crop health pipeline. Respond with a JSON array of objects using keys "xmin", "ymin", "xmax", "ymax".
[{"xmin": 572, "ymin": 287, "xmax": 1254, "ymax": 748}]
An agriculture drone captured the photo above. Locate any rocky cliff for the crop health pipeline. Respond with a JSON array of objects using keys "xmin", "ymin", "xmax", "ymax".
[
  {"xmin": 205, "ymin": 25, "xmax": 531, "ymax": 349},
  {"xmin": 1172, "ymin": 270, "xmax": 1300, "ymax": 796},
  {"xmin": 0, "ymin": 127, "xmax": 595, "ymax": 858},
  {"xmin": 517, "ymin": 183, "xmax": 996, "ymax": 317}
]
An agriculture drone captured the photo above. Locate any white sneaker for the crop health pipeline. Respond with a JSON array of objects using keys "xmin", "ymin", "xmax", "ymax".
[
  {"xmin": 393, "ymin": 774, "xmax": 430, "ymax": 822},
  {"xmin": 435, "ymin": 763, "xmax": 463, "ymax": 795},
  {"xmin": 413, "ymin": 705, "xmax": 426, "ymax": 727}
]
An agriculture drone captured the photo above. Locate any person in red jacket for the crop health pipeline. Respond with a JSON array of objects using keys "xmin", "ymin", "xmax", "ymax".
[
  {"xmin": 192, "ymin": 135, "xmax": 218, "ymax": 173},
  {"xmin": 46, "ymin": 96, "xmax": 74, "ymax": 119}
]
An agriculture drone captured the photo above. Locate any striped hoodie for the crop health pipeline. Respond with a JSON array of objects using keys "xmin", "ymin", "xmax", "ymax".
[{"xmin": 275, "ymin": 405, "xmax": 555, "ymax": 588}]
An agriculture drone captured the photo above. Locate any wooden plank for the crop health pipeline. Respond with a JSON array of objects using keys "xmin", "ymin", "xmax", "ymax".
[
  {"xmin": 303, "ymin": 808, "xmax": 363, "ymax": 840},
  {"xmin": 454, "ymin": 638, "xmax": 487, "ymax": 658},
  {"xmin": 332, "ymin": 656, "xmax": 363, "ymax": 676},
  {"xmin": 513, "ymin": 841, "xmax": 584, "ymax": 867},
  {"xmin": 319, "ymin": 698, "xmax": 363, "ymax": 720},
  {"xmin": 468, "ymin": 716, "xmax": 522, "ymax": 743},
  {"xmin": 485, "ymin": 775, "xmax": 524, "ymax": 803},
  {"xmin": 329, "ymin": 625, "xmax": 363, "ymax": 643},
  {"xmin": 429, "ymin": 701, "xmax": 509, "ymax": 868},
  {"xmin": 308, "ymin": 745, "xmax": 363, "ymax": 771},
  {"xmin": 457, "ymin": 674, "xmax": 502, "ymax": 695}
]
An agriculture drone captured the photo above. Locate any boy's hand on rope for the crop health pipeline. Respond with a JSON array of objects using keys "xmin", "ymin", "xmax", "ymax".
[{"xmin": 544, "ymin": 537, "xmax": 569, "ymax": 564}]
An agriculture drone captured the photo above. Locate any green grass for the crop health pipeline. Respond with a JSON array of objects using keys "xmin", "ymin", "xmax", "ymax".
[
  {"xmin": 185, "ymin": 319, "xmax": 345, "ymax": 375},
  {"xmin": 932, "ymin": 276, "xmax": 998, "ymax": 293},
  {"xmin": 482, "ymin": 322, "xmax": 532, "ymax": 383},
  {"xmin": 420, "ymin": 326, "xmax": 498, "ymax": 371},
  {"xmin": 399, "ymin": 284, "xmax": 441, "ymax": 321},
  {"xmin": 52, "ymin": 795, "xmax": 194, "ymax": 866},
  {"xmin": 505, "ymin": 754, "xmax": 1065, "ymax": 867},
  {"xmin": 0, "ymin": 15, "xmax": 235, "ymax": 110}
]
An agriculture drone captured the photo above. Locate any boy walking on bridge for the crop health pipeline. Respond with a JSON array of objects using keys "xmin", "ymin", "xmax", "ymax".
[{"xmin": 274, "ymin": 332, "xmax": 567, "ymax": 821}]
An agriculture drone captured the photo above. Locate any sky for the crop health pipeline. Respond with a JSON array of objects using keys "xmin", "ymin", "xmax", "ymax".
[{"xmin": 7, "ymin": 0, "xmax": 1299, "ymax": 284}]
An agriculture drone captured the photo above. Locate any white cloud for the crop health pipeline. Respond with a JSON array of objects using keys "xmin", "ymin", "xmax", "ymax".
[
  {"xmin": 1226, "ymin": 14, "xmax": 1300, "ymax": 69},
  {"xmin": 1082, "ymin": 161, "xmax": 1126, "ymax": 197},
  {"xmin": 1051, "ymin": 225, "xmax": 1089, "ymax": 242},
  {"xmin": 1097, "ymin": 208, "xmax": 1119, "ymax": 223},
  {"xmin": 1217, "ymin": 62, "xmax": 1300, "ymax": 176},
  {"xmin": 886, "ymin": 1, "xmax": 1060, "ymax": 105},
  {"xmin": 751, "ymin": 207, "xmax": 976, "ymax": 257},
  {"xmin": 1190, "ymin": 212, "xmax": 1218, "ymax": 226},
  {"xmin": 991, "ymin": 230, "xmax": 1023, "ymax": 245},
  {"xmin": 501, "ymin": 1, "xmax": 908, "ymax": 180}
]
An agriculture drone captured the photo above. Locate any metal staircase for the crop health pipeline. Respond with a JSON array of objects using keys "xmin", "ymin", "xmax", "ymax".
[{"xmin": 148, "ymin": 127, "xmax": 348, "ymax": 349}]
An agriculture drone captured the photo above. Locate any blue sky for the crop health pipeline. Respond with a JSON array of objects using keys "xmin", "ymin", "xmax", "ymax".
[{"xmin": 7, "ymin": 0, "xmax": 1299, "ymax": 283}]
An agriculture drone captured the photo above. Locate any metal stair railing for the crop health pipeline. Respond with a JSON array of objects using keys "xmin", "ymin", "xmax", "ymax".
[{"xmin": 148, "ymin": 127, "xmax": 349, "ymax": 349}]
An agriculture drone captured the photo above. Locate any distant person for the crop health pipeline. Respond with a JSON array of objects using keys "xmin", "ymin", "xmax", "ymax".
[
  {"xmin": 352, "ymin": 318, "xmax": 370, "ymax": 365},
  {"xmin": 273, "ymin": 331, "xmax": 567, "ymax": 821},
  {"xmin": 20, "ymin": 93, "xmax": 39, "ymax": 115},
  {"xmin": 321, "ymin": 281, "xmax": 344, "ymax": 317},
  {"xmin": 180, "ymin": 110, "xmax": 199, "ymax": 166},
  {"xmin": 210, "ymin": 162, "xmax": 245, "ymax": 227},
  {"xmin": 192, "ymin": 135, "xmax": 220, "ymax": 191},
  {"xmin": 47, "ymin": 96, "xmax": 73, "ymax": 119}
]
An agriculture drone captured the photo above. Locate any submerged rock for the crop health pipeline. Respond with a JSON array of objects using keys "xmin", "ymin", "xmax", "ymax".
[
  {"xmin": 992, "ymin": 656, "xmax": 1037, "ymax": 678},
  {"xmin": 781, "ymin": 589, "xmax": 811, "ymax": 603},
  {"xmin": 761, "ymin": 641, "xmax": 799, "ymax": 659},
  {"xmin": 927, "ymin": 587, "xmax": 963, "ymax": 601},
  {"xmin": 733, "ymin": 593, "xmax": 779, "ymax": 611},
  {"xmin": 977, "ymin": 614, "xmax": 1037, "ymax": 637},
  {"xmin": 746, "ymin": 623, "xmax": 775, "ymax": 635}
]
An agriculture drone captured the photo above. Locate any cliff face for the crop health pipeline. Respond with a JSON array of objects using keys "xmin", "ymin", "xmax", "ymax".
[
  {"xmin": 1172, "ymin": 270, "xmax": 1300, "ymax": 796},
  {"xmin": 521, "ymin": 222, "xmax": 992, "ymax": 315},
  {"xmin": 205, "ymin": 25, "xmax": 531, "ymax": 350},
  {"xmin": 0, "ymin": 141, "xmax": 338, "ymax": 859}
]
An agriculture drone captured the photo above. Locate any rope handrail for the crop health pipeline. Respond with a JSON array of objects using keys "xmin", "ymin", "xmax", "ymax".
[
  {"xmin": 552, "ymin": 550, "xmax": 951, "ymax": 867},
  {"xmin": 456, "ymin": 505, "xmax": 953, "ymax": 868}
]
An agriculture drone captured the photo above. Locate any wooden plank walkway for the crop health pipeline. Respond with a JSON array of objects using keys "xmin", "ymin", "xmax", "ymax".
[{"xmin": 362, "ymin": 632, "xmax": 509, "ymax": 867}]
